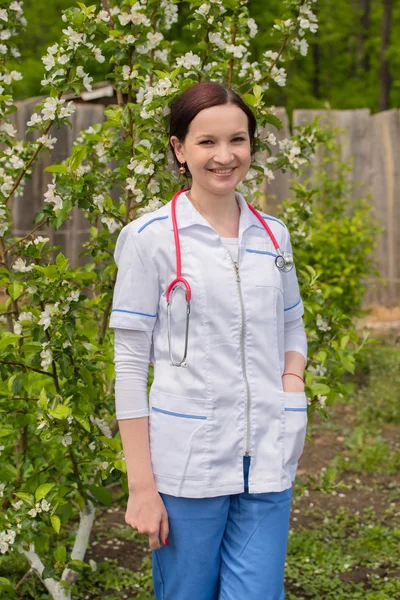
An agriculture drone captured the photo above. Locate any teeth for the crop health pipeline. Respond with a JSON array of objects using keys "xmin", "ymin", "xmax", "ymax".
[{"xmin": 212, "ymin": 168, "xmax": 234, "ymax": 174}]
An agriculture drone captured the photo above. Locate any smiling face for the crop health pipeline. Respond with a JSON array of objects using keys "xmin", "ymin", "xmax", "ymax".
[{"xmin": 170, "ymin": 103, "xmax": 252, "ymax": 198}]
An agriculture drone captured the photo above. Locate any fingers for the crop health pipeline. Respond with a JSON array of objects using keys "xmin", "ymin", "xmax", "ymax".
[
  {"xmin": 148, "ymin": 528, "xmax": 163, "ymax": 550},
  {"xmin": 159, "ymin": 512, "xmax": 170, "ymax": 547}
]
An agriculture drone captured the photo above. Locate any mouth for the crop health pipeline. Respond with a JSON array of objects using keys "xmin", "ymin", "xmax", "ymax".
[{"xmin": 207, "ymin": 167, "xmax": 237, "ymax": 176}]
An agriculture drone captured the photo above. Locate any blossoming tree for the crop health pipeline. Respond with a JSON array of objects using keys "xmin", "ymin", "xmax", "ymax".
[{"xmin": 0, "ymin": 0, "xmax": 370, "ymax": 598}]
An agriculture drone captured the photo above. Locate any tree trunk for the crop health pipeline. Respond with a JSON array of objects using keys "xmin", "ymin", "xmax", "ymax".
[
  {"xmin": 359, "ymin": 0, "xmax": 371, "ymax": 72},
  {"xmin": 378, "ymin": 0, "xmax": 392, "ymax": 111}
]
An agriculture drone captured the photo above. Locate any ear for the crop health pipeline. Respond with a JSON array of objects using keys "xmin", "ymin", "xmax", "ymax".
[{"xmin": 170, "ymin": 136, "xmax": 185, "ymax": 163}]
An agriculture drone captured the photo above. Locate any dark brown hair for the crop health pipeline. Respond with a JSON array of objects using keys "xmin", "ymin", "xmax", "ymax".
[{"xmin": 169, "ymin": 81, "xmax": 257, "ymax": 176}]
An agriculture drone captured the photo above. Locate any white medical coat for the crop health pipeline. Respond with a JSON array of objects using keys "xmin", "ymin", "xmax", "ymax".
[{"xmin": 109, "ymin": 190, "xmax": 308, "ymax": 497}]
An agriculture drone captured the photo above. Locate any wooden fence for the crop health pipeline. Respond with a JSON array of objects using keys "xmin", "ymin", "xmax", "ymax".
[{"xmin": 11, "ymin": 98, "xmax": 400, "ymax": 307}]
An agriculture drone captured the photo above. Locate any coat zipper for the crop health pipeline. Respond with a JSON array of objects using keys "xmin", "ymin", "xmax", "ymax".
[{"xmin": 231, "ymin": 250, "xmax": 251, "ymax": 457}]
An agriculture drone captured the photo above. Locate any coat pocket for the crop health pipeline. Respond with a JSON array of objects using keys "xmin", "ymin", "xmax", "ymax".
[
  {"xmin": 149, "ymin": 389, "xmax": 208, "ymax": 481},
  {"xmin": 282, "ymin": 391, "xmax": 308, "ymax": 478}
]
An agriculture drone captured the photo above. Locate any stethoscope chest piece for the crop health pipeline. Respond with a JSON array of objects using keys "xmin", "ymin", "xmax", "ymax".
[{"xmin": 275, "ymin": 251, "xmax": 294, "ymax": 272}]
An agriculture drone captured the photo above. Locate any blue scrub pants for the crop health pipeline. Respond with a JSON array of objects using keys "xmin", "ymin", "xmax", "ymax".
[{"xmin": 152, "ymin": 457, "xmax": 292, "ymax": 600}]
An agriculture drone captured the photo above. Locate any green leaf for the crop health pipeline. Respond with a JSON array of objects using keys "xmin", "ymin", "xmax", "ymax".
[
  {"xmin": 89, "ymin": 484, "xmax": 112, "ymax": 507},
  {"xmin": 39, "ymin": 388, "xmax": 48, "ymax": 409},
  {"xmin": 0, "ymin": 427, "xmax": 14, "ymax": 437},
  {"xmin": 99, "ymin": 436, "xmax": 121, "ymax": 450},
  {"xmin": 243, "ymin": 94, "xmax": 256, "ymax": 107},
  {"xmin": 0, "ymin": 333, "xmax": 20, "ymax": 349},
  {"xmin": 20, "ymin": 342, "xmax": 42, "ymax": 354},
  {"xmin": 42, "ymin": 566, "xmax": 56, "ymax": 580},
  {"xmin": 340, "ymin": 334, "xmax": 350, "ymax": 350},
  {"xmin": 44, "ymin": 164, "xmax": 68, "ymax": 174},
  {"xmin": 48, "ymin": 405, "xmax": 71, "ymax": 420},
  {"xmin": 74, "ymin": 414, "xmax": 91, "ymax": 432},
  {"xmin": 56, "ymin": 252, "xmax": 69, "ymax": 272},
  {"xmin": 69, "ymin": 145, "xmax": 87, "ymax": 171},
  {"xmin": 0, "ymin": 577, "xmax": 13, "ymax": 591},
  {"xmin": 14, "ymin": 492, "xmax": 34, "ymax": 504},
  {"xmin": 113, "ymin": 459, "xmax": 127, "ymax": 473},
  {"xmin": 54, "ymin": 544, "xmax": 67, "ymax": 564},
  {"xmin": 35, "ymin": 483, "xmax": 55, "ymax": 501},
  {"xmin": 50, "ymin": 515, "xmax": 61, "ymax": 534},
  {"xmin": 68, "ymin": 559, "xmax": 88, "ymax": 572},
  {"xmin": 7, "ymin": 282, "xmax": 24, "ymax": 300}
]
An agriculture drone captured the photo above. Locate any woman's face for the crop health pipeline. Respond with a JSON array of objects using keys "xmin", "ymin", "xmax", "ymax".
[{"xmin": 170, "ymin": 103, "xmax": 252, "ymax": 196}]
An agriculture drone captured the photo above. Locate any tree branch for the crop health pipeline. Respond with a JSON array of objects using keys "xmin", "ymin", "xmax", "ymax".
[{"xmin": 61, "ymin": 500, "xmax": 96, "ymax": 585}]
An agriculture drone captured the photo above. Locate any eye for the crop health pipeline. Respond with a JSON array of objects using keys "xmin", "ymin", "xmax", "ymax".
[
  {"xmin": 233, "ymin": 137, "xmax": 246, "ymax": 142},
  {"xmin": 199, "ymin": 140, "xmax": 213, "ymax": 145}
]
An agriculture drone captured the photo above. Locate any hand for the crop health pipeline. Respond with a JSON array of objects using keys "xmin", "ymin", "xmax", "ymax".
[
  {"xmin": 282, "ymin": 374, "xmax": 305, "ymax": 393},
  {"xmin": 125, "ymin": 487, "xmax": 169, "ymax": 550}
]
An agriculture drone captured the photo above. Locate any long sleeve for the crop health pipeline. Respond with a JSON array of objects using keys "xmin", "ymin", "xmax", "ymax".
[
  {"xmin": 284, "ymin": 316, "xmax": 307, "ymax": 364},
  {"xmin": 114, "ymin": 328, "xmax": 152, "ymax": 419}
]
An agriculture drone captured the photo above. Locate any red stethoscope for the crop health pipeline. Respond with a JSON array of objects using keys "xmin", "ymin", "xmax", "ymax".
[{"xmin": 166, "ymin": 189, "xmax": 294, "ymax": 367}]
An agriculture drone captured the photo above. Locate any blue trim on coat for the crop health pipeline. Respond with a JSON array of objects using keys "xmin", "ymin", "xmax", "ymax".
[
  {"xmin": 138, "ymin": 215, "xmax": 168, "ymax": 233},
  {"xmin": 112, "ymin": 308, "xmax": 157, "ymax": 318},
  {"xmin": 284, "ymin": 407, "xmax": 307, "ymax": 412},
  {"xmin": 246, "ymin": 248, "xmax": 278, "ymax": 258},
  {"xmin": 284, "ymin": 298, "xmax": 302, "ymax": 312},
  {"xmin": 152, "ymin": 406, "xmax": 207, "ymax": 420},
  {"xmin": 261, "ymin": 215, "xmax": 286, "ymax": 228}
]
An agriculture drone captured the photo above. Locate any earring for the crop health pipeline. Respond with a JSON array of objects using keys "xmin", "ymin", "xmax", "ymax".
[{"xmin": 179, "ymin": 163, "xmax": 186, "ymax": 175}]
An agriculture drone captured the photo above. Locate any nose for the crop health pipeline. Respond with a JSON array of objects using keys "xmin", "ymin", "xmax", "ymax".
[{"xmin": 213, "ymin": 143, "xmax": 235, "ymax": 165}]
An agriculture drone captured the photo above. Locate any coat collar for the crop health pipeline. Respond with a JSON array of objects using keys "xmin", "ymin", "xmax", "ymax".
[{"xmin": 169, "ymin": 189, "xmax": 265, "ymax": 237}]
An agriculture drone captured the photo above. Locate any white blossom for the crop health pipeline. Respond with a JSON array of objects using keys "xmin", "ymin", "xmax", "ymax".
[
  {"xmin": 27, "ymin": 508, "xmax": 37, "ymax": 518},
  {"xmin": 146, "ymin": 32, "xmax": 163, "ymax": 50},
  {"xmin": 93, "ymin": 47, "xmax": 105, "ymax": 63},
  {"xmin": 122, "ymin": 65, "xmax": 138, "ymax": 81},
  {"xmin": 1, "ymin": 122, "xmax": 17, "ymax": 137},
  {"xmin": 9, "ymin": 154, "xmax": 24, "ymax": 169},
  {"xmin": 42, "ymin": 54, "xmax": 55, "ymax": 71},
  {"xmin": 154, "ymin": 48, "xmax": 169, "ymax": 64},
  {"xmin": 0, "ymin": 29, "xmax": 11, "ymax": 40},
  {"xmin": 40, "ymin": 347, "xmax": 53, "ymax": 370},
  {"xmin": 316, "ymin": 314, "xmax": 331, "ymax": 332},
  {"xmin": 195, "ymin": 4, "xmax": 210, "ymax": 16},
  {"xmin": 209, "ymin": 32, "xmax": 226, "ymax": 50},
  {"xmin": 19, "ymin": 311, "xmax": 33, "ymax": 321},
  {"xmin": 0, "ymin": 44, "xmax": 7, "ymax": 55},
  {"xmin": 83, "ymin": 74, "xmax": 93, "ymax": 92},
  {"xmin": 97, "ymin": 10, "xmax": 110, "ymax": 22},
  {"xmin": 247, "ymin": 18, "xmax": 258, "ymax": 37},
  {"xmin": 292, "ymin": 37, "xmax": 309, "ymax": 56},
  {"xmin": 0, "ymin": 483, "xmax": 5, "ymax": 497},
  {"xmin": 101, "ymin": 216, "xmax": 119, "ymax": 234},
  {"xmin": 13, "ymin": 257, "xmax": 33, "ymax": 272},
  {"xmin": 67, "ymin": 290, "xmax": 79, "ymax": 302},
  {"xmin": 176, "ymin": 51, "xmax": 201, "ymax": 70},
  {"xmin": 62, "ymin": 340, "xmax": 71, "ymax": 349},
  {"xmin": 92, "ymin": 194, "xmax": 105, "ymax": 212},
  {"xmin": 90, "ymin": 416, "xmax": 112, "ymax": 438},
  {"xmin": 0, "ymin": 529, "xmax": 16, "ymax": 554},
  {"xmin": 37, "ymin": 135, "xmax": 57, "ymax": 150},
  {"xmin": 27, "ymin": 113, "xmax": 43, "ymax": 127},
  {"xmin": 12, "ymin": 500, "xmax": 22, "ymax": 510},
  {"xmin": 38, "ymin": 304, "xmax": 58, "ymax": 330},
  {"xmin": 62, "ymin": 433, "xmax": 72, "ymax": 447},
  {"xmin": 58, "ymin": 54, "xmax": 69, "ymax": 65},
  {"xmin": 40, "ymin": 499, "xmax": 51, "ymax": 512},
  {"xmin": 270, "ymin": 65, "xmax": 287, "ymax": 87},
  {"xmin": 44, "ymin": 183, "xmax": 63, "ymax": 210},
  {"xmin": 13, "ymin": 320, "xmax": 22, "ymax": 335},
  {"xmin": 0, "ymin": 445, "xmax": 4, "ymax": 456},
  {"xmin": 0, "ymin": 9, "xmax": 8, "ymax": 22}
]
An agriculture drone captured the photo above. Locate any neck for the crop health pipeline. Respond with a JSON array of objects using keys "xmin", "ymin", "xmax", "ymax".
[{"xmin": 186, "ymin": 182, "xmax": 239, "ymax": 222}]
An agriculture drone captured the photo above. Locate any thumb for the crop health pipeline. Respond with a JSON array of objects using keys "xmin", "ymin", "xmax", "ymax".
[{"xmin": 159, "ymin": 511, "xmax": 169, "ymax": 546}]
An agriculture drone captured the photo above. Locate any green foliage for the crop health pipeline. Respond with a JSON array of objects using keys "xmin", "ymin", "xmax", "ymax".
[
  {"xmin": 286, "ymin": 506, "xmax": 400, "ymax": 600},
  {"xmin": 351, "ymin": 343, "xmax": 400, "ymax": 428},
  {"xmin": 278, "ymin": 135, "xmax": 380, "ymax": 413}
]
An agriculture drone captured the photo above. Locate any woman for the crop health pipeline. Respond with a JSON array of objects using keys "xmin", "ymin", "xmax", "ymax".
[{"xmin": 110, "ymin": 81, "xmax": 308, "ymax": 600}]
